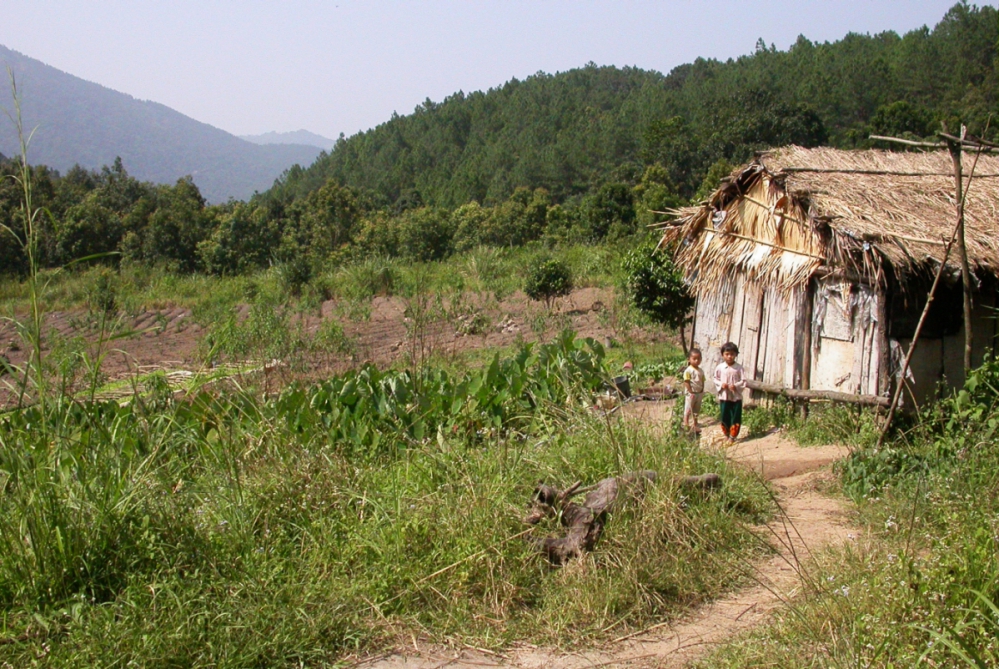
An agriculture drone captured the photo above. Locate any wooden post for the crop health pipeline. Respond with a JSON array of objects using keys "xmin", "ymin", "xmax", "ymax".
[
  {"xmin": 797, "ymin": 280, "xmax": 814, "ymax": 419},
  {"xmin": 944, "ymin": 127, "xmax": 974, "ymax": 375}
]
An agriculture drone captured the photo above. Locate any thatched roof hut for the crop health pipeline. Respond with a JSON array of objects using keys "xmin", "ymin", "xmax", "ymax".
[{"xmin": 660, "ymin": 146, "xmax": 999, "ymax": 404}]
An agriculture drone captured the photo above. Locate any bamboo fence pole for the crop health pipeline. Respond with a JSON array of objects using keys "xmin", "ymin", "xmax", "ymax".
[{"xmin": 875, "ymin": 231, "xmax": 958, "ymax": 450}]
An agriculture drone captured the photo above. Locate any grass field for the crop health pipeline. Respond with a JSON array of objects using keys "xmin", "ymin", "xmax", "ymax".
[
  {"xmin": 4, "ymin": 241, "xmax": 999, "ymax": 667},
  {"xmin": 0, "ymin": 330, "xmax": 772, "ymax": 667}
]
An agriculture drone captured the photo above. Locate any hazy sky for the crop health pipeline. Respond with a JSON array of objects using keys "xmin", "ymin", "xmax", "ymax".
[{"xmin": 0, "ymin": 1, "xmax": 984, "ymax": 140}]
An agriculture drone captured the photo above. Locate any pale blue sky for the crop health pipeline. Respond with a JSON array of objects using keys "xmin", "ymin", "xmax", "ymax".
[{"xmin": 0, "ymin": 1, "xmax": 984, "ymax": 140}]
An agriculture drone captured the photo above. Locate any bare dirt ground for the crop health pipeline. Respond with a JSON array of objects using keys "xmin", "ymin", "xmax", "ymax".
[
  {"xmin": 356, "ymin": 404, "xmax": 854, "ymax": 669},
  {"xmin": 1, "ymin": 287, "xmax": 643, "ymax": 404}
]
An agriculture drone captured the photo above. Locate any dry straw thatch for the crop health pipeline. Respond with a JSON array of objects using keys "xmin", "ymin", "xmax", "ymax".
[{"xmin": 660, "ymin": 145, "xmax": 999, "ymax": 292}]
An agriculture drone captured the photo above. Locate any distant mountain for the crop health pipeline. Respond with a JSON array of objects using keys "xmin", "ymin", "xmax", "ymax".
[
  {"xmin": 241, "ymin": 130, "xmax": 336, "ymax": 151},
  {"xmin": 0, "ymin": 45, "xmax": 321, "ymax": 202}
]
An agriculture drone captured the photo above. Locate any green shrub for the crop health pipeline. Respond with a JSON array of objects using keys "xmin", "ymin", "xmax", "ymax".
[
  {"xmin": 525, "ymin": 258, "xmax": 573, "ymax": 307},
  {"xmin": 309, "ymin": 319, "xmax": 355, "ymax": 358},
  {"xmin": 276, "ymin": 257, "xmax": 313, "ymax": 297},
  {"xmin": 396, "ymin": 207, "xmax": 454, "ymax": 262},
  {"xmin": 621, "ymin": 239, "xmax": 694, "ymax": 339},
  {"xmin": 743, "ymin": 398, "xmax": 796, "ymax": 438},
  {"xmin": 86, "ymin": 267, "xmax": 119, "ymax": 316}
]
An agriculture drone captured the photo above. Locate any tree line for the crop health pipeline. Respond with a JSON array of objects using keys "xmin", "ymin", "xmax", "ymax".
[{"xmin": 1, "ymin": 3, "xmax": 994, "ymax": 279}]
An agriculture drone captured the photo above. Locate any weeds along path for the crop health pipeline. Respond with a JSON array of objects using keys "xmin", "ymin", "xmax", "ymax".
[{"xmin": 361, "ymin": 408, "xmax": 855, "ymax": 669}]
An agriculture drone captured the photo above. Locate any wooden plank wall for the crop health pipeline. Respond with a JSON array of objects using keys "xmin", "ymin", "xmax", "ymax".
[
  {"xmin": 692, "ymin": 274, "xmax": 806, "ymax": 403},
  {"xmin": 809, "ymin": 280, "xmax": 882, "ymax": 396},
  {"xmin": 691, "ymin": 274, "xmax": 737, "ymax": 373},
  {"xmin": 759, "ymin": 286, "xmax": 798, "ymax": 387},
  {"xmin": 740, "ymin": 282, "xmax": 765, "ymax": 383},
  {"xmin": 854, "ymin": 286, "xmax": 881, "ymax": 396}
]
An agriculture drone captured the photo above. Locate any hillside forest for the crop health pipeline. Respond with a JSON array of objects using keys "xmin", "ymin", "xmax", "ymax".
[{"xmin": 1, "ymin": 3, "xmax": 995, "ymax": 279}]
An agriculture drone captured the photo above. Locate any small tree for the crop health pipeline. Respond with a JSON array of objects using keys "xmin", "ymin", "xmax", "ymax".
[
  {"xmin": 525, "ymin": 258, "xmax": 573, "ymax": 309},
  {"xmin": 622, "ymin": 240, "xmax": 694, "ymax": 355}
]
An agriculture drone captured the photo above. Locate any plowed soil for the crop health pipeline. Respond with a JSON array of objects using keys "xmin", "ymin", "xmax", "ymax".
[{"xmin": 1, "ymin": 287, "xmax": 647, "ymax": 404}]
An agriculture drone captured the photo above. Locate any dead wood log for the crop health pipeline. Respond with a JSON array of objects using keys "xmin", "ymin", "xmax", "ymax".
[
  {"xmin": 524, "ymin": 471, "xmax": 657, "ymax": 565},
  {"xmin": 678, "ymin": 473, "xmax": 722, "ymax": 490},
  {"xmin": 745, "ymin": 379, "xmax": 890, "ymax": 408}
]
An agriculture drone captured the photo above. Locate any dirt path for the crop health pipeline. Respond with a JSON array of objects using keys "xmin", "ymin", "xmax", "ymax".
[{"xmin": 360, "ymin": 405, "xmax": 854, "ymax": 669}]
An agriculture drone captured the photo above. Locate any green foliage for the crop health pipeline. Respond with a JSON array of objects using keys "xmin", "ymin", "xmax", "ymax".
[
  {"xmin": 621, "ymin": 240, "xmax": 694, "ymax": 332},
  {"xmin": 869, "ymin": 100, "xmax": 935, "ymax": 139},
  {"xmin": 275, "ymin": 256, "xmax": 313, "ymax": 297},
  {"xmin": 5, "ymin": 5, "xmax": 999, "ymax": 284},
  {"xmin": 395, "ymin": 207, "xmax": 454, "ymax": 262},
  {"xmin": 702, "ymin": 355, "xmax": 999, "ymax": 667},
  {"xmin": 305, "ymin": 331, "xmax": 606, "ymax": 456},
  {"xmin": 743, "ymin": 398, "xmax": 796, "ymax": 438},
  {"xmin": 585, "ymin": 182, "xmax": 635, "ymax": 240},
  {"xmin": 264, "ymin": 4, "xmax": 997, "ymax": 211},
  {"xmin": 85, "ymin": 267, "xmax": 119, "ymax": 316},
  {"xmin": 197, "ymin": 202, "xmax": 280, "ymax": 275},
  {"xmin": 693, "ymin": 158, "xmax": 735, "ymax": 202},
  {"xmin": 933, "ymin": 353, "xmax": 999, "ymax": 447},
  {"xmin": 309, "ymin": 319, "xmax": 355, "ymax": 358},
  {"xmin": 524, "ymin": 258, "xmax": 573, "ymax": 307},
  {"xmin": 838, "ymin": 445, "xmax": 930, "ymax": 500},
  {"xmin": 0, "ymin": 329, "xmax": 773, "ymax": 664}
]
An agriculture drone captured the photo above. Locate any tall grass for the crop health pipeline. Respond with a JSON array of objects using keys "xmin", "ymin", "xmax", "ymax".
[
  {"xmin": 1, "ymin": 71, "xmax": 52, "ymax": 415},
  {"xmin": 0, "ymin": 241, "xmax": 632, "ymax": 318},
  {"xmin": 0, "ymin": 145, "xmax": 734, "ymax": 666},
  {"xmin": 0, "ymin": 341, "xmax": 772, "ymax": 666},
  {"xmin": 696, "ymin": 359, "xmax": 999, "ymax": 668}
]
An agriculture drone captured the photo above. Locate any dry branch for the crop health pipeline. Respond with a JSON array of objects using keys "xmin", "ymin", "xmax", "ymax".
[{"xmin": 525, "ymin": 472, "xmax": 656, "ymax": 565}]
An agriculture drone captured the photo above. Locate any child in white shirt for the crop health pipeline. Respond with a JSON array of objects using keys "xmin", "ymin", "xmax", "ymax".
[{"xmin": 713, "ymin": 341, "xmax": 746, "ymax": 441}]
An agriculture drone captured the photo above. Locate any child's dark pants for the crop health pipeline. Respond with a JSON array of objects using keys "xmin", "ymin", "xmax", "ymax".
[{"xmin": 719, "ymin": 400, "xmax": 743, "ymax": 438}]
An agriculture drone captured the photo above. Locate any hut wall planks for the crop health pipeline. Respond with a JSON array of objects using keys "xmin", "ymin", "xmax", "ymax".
[{"xmin": 691, "ymin": 274, "xmax": 737, "ymax": 374}]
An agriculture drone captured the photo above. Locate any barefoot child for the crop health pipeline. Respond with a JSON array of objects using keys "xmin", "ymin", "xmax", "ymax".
[
  {"xmin": 682, "ymin": 348, "xmax": 705, "ymax": 433},
  {"xmin": 713, "ymin": 342, "xmax": 746, "ymax": 440}
]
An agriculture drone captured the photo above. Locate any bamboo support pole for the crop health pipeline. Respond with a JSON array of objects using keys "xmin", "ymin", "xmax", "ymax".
[
  {"xmin": 707, "ymin": 228, "xmax": 827, "ymax": 260},
  {"xmin": 866, "ymin": 128, "xmax": 991, "ymax": 447},
  {"xmin": 870, "ymin": 134, "xmax": 999, "ymax": 153},
  {"xmin": 875, "ymin": 233, "xmax": 958, "ymax": 450},
  {"xmin": 781, "ymin": 167, "xmax": 999, "ymax": 177}
]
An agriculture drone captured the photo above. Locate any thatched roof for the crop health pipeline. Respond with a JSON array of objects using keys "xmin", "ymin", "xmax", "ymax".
[{"xmin": 660, "ymin": 146, "xmax": 999, "ymax": 292}]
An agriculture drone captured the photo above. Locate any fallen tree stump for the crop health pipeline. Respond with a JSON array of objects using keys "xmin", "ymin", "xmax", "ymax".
[{"xmin": 524, "ymin": 470, "xmax": 719, "ymax": 565}]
